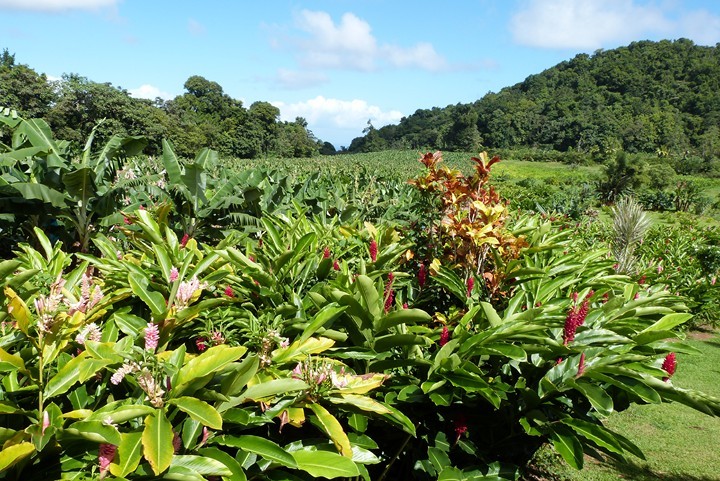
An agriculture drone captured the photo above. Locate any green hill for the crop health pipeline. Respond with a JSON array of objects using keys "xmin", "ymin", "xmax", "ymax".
[{"xmin": 349, "ymin": 39, "xmax": 720, "ymax": 159}]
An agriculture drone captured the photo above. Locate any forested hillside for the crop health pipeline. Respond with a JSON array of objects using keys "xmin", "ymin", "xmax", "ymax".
[
  {"xmin": 349, "ymin": 39, "xmax": 720, "ymax": 158},
  {"xmin": 0, "ymin": 50, "xmax": 326, "ymax": 158}
]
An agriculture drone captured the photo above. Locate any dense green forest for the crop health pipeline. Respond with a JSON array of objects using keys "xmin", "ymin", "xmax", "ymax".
[
  {"xmin": 0, "ymin": 50, "xmax": 327, "ymax": 159},
  {"xmin": 349, "ymin": 39, "xmax": 720, "ymax": 161}
]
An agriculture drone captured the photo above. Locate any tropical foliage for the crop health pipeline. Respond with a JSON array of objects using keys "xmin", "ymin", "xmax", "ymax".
[{"xmin": 1, "ymin": 114, "xmax": 720, "ymax": 480}]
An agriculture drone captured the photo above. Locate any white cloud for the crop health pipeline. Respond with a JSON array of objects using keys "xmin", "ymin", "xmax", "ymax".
[
  {"xmin": 0, "ymin": 0, "xmax": 118, "ymax": 11},
  {"xmin": 272, "ymin": 96, "xmax": 403, "ymax": 146},
  {"xmin": 287, "ymin": 10, "xmax": 447, "ymax": 72},
  {"xmin": 129, "ymin": 84, "xmax": 173, "ymax": 101},
  {"xmin": 510, "ymin": 0, "xmax": 673, "ymax": 49},
  {"xmin": 274, "ymin": 69, "xmax": 328, "ymax": 89},
  {"xmin": 510, "ymin": 0, "xmax": 720, "ymax": 49}
]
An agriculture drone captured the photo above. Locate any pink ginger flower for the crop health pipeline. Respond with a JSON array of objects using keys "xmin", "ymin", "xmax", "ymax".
[
  {"xmin": 403, "ymin": 303, "xmax": 409, "ymax": 309},
  {"xmin": 200, "ymin": 427, "xmax": 211, "ymax": 446},
  {"xmin": 662, "ymin": 352, "xmax": 677, "ymax": 382},
  {"xmin": 466, "ymin": 277, "xmax": 475, "ymax": 297},
  {"xmin": 175, "ymin": 276, "xmax": 207, "ymax": 310},
  {"xmin": 439, "ymin": 326, "xmax": 450, "ymax": 347},
  {"xmin": 180, "ymin": 233, "xmax": 190, "ymax": 248},
  {"xmin": 145, "ymin": 322, "xmax": 160, "ymax": 351},
  {"xmin": 210, "ymin": 330, "xmax": 225, "ymax": 345},
  {"xmin": 369, "ymin": 239, "xmax": 378, "ymax": 263},
  {"xmin": 195, "ymin": 337, "xmax": 207, "ymax": 352},
  {"xmin": 76, "ymin": 323, "xmax": 102, "ymax": 345},
  {"xmin": 98, "ymin": 443, "xmax": 116, "ymax": 478},
  {"xmin": 42, "ymin": 410, "xmax": 50, "ymax": 435},
  {"xmin": 169, "ymin": 266, "xmax": 179, "ymax": 282},
  {"xmin": 418, "ymin": 264, "xmax": 427, "ymax": 288}
]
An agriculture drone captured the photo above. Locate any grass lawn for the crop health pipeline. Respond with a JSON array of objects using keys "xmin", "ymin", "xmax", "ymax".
[{"xmin": 548, "ymin": 329, "xmax": 720, "ymax": 481}]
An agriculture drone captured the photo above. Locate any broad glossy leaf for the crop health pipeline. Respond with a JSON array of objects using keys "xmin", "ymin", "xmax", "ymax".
[
  {"xmin": 560, "ymin": 418, "xmax": 624, "ymax": 455},
  {"xmin": 374, "ymin": 308, "xmax": 432, "ymax": 334},
  {"xmin": 44, "ymin": 351, "xmax": 89, "ymax": 399},
  {"xmin": 355, "ymin": 275, "xmax": 381, "ymax": 320},
  {"xmin": 168, "ymin": 397, "xmax": 223, "ymax": 430},
  {"xmin": 327, "ymin": 394, "xmax": 391, "ymax": 414},
  {"xmin": 308, "ymin": 403, "xmax": 352, "ymax": 457},
  {"xmin": 550, "ymin": 430, "xmax": 583, "ymax": 469},
  {"xmin": 128, "ymin": 272, "xmax": 166, "ymax": 317},
  {"xmin": 291, "ymin": 449, "xmax": 359, "ymax": 479},
  {"xmin": 214, "ymin": 435, "xmax": 297, "ymax": 468},
  {"xmin": 299, "ymin": 304, "xmax": 347, "ymax": 343},
  {"xmin": 109, "ymin": 431, "xmax": 143, "ymax": 478},
  {"xmin": 170, "ymin": 455, "xmax": 232, "ymax": 476},
  {"xmin": 142, "ymin": 409, "xmax": 174, "ymax": 475},
  {"xmin": 197, "ymin": 447, "xmax": 247, "ymax": 481},
  {"xmin": 240, "ymin": 378, "xmax": 309, "ymax": 402},
  {"xmin": 0, "ymin": 442, "xmax": 34, "ymax": 472},
  {"xmin": 65, "ymin": 420, "xmax": 122, "ymax": 445},
  {"xmin": 174, "ymin": 345, "xmax": 247, "ymax": 394}
]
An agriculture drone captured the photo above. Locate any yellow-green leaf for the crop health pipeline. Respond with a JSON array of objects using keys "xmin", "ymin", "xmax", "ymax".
[
  {"xmin": 110, "ymin": 432, "xmax": 143, "ymax": 478},
  {"xmin": 0, "ymin": 442, "xmax": 35, "ymax": 472},
  {"xmin": 142, "ymin": 409, "xmax": 174, "ymax": 476},
  {"xmin": 168, "ymin": 397, "xmax": 223, "ymax": 430},
  {"xmin": 308, "ymin": 403, "xmax": 352, "ymax": 458}
]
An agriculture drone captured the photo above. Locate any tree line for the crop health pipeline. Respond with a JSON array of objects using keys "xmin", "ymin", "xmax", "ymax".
[
  {"xmin": 349, "ymin": 39, "xmax": 720, "ymax": 162},
  {"xmin": 0, "ymin": 50, "xmax": 333, "ymax": 158}
]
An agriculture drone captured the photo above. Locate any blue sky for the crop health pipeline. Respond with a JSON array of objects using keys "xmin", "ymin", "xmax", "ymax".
[{"xmin": 2, "ymin": 0, "xmax": 719, "ymax": 148}]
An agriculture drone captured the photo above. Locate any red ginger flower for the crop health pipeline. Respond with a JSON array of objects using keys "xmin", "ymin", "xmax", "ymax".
[
  {"xmin": 439, "ymin": 326, "xmax": 450, "ymax": 346},
  {"xmin": 563, "ymin": 293, "xmax": 591, "ymax": 345},
  {"xmin": 195, "ymin": 337, "xmax": 207, "ymax": 352},
  {"xmin": 323, "ymin": 247, "xmax": 331, "ymax": 259},
  {"xmin": 466, "ymin": 277, "xmax": 475, "ymax": 297},
  {"xmin": 98, "ymin": 443, "xmax": 116, "ymax": 478},
  {"xmin": 662, "ymin": 352, "xmax": 677, "ymax": 382},
  {"xmin": 180, "ymin": 233, "xmax": 190, "ymax": 248},
  {"xmin": 418, "ymin": 264, "xmax": 427, "ymax": 288},
  {"xmin": 577, "ymin": 352, "xmax": 586, "ymax": 377},
  {"xmin": 333, "ymin": 260, "xmax": 340, "ymax": 271},
  {"xmin": 224, "ymin": 285, "xmax": 234, "ymax": 297},
  {"xmin": 453, "ymin": 414, "xmax": 468, "ymax": 443},
  {"xmin": 369, "ymin": 239, "xmax": 378, "ymax": 262},
  {"xmin": 384, "ymin": 288, "xmax": 395, "ymax": 313}
]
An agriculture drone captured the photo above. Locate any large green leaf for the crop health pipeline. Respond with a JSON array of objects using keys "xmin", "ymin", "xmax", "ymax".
[
  {"xmin": 162, "ymin": 139, "xmax": 183, "ymax": 185},
  {"xmin": 197, "ymin": 447, "xmax": 247, "ymax": 481},
  {"xmin": 168, "ymin": 397, "xmax": 223, "ymax": 430},
  {"xmin": 374, "ymin": 308, "xmax": 432, "ymax": 334},
  {"xmin": 5, "ymin": 182, "xmax": 67, "ymax": 208},
  {"xmin": 355, "ymin": 275, "xmax": 381, "ymax": 320},
  {"xmin": 128, "ymin": 272, "xmax": 167, "ymax": 317},
  {"xmin": 213, "ymin": 435, "xmax": 297, "ymax": 468},
  {"xmin": 142, "ymin": 409, "xmax": 174, "ymax": 476},
  {"xmin": 174, "ymin": 345, "xmax": 247, "ymax": 394},
  {"xmin": 44, "ymin": 351, "xmax": 89, "ymax": 399},
  {"xmin": 0, "ymin": 442, "xmax": 35, "ymax": 472},
  {"xmin": 170, "ymin": 455, "xmax": 232, "ymax": 476},
  {"xmin": 550, "ymin": 430, "xmax": 583, "ymax": 469},
  {"xmin": 299, "ymin": 304, "xmax": 347, "ymax": 343},
  {"xmin": 238, "ymin": 378, "xmax": 309, "ymax": 402},
  {"xmin": 291, "ymin": 449, "xmax": 360, "ymax": 479},
  {"xmin": 308, "ymin": 403, "xmax": 352, "ymax": 457},
  {"xmin": 109, "ymin": 432, "xmax": 143, "ymax": 478}
]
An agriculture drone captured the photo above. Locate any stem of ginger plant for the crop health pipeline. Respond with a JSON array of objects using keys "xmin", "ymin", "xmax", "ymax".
[{"xmin": 377, "ymin": 432, "xmax": 411, "ymax": 481}]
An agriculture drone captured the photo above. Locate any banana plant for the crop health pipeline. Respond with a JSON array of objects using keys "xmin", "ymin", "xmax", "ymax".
[{"xmin": 160, "ymin": 140, "xmax": 243, "ymax": 239}]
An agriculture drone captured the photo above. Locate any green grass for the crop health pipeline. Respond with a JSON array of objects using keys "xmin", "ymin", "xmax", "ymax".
[{"xmin": 549, "ymin": 331, "xmax": 720, "ymax": 481}]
